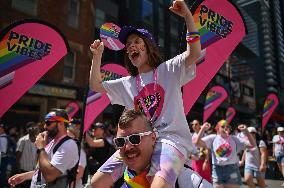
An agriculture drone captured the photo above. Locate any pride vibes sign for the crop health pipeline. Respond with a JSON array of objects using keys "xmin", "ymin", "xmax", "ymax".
[
  {"xmin": 84, "ymin": 64, "xmax": 128, "ymax": 132},
  {"xmin": 0, "ymin": 20, "xmax": 69, "ymax": 117},
  {"xmin": 183, "ymin": 0, "xmax": 246, "ymax": 114},
  {"xmin": 203, "ymin": 86, "xmax": 228, "ymax": 122},
  {"xmin": 262, "ymin": 93, "xmax": 279, "ymax": 130}
]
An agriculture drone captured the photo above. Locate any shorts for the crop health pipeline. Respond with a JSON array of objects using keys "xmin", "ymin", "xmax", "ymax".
[
  {"xmin": 244, "ymin": 167, "xmax": 265, "ymax": 178},
  {"xmin": 98, "ymin": 142, "xmax": 186, "ymax": 187},
  {"xmin": 212, "ymin": 163, "xmax": 242, "ymax": 185},
  {"xmin": 276, "ymin": 155, "xmax": 284, "ymax": 163}
]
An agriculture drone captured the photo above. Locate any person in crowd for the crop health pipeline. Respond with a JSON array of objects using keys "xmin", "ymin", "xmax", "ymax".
[
  {"xmin": 85, "ymin": 122, "xmax": 115, "ymax": 176},
  {"xmin": 191, "ymin": 119, "xmax": 212, "ymax": 183},
  {"xmin": 239, "ymin": 127, "xmax": 267, "ymax": 188},
  {"xmin": 15, "ymin": 122, "xmax": 39, "ymax": 188},
  {"xmin": 8, "ymin": 109, "xmax": 79, "ymax": 188},
  {"xmin": 67, "ymin": 119, "xmax": 87, "ymax": 188},
  {"xmin": 272, "ymin": 126, "xmax": 284, "ymax": 186},
  {"xmin": 89, "ymin": 0, "xmax": 201, "ymax": 187},
  {"xmin": 194, "ymin": 120, "xmax": 256, "ymax": 188}
]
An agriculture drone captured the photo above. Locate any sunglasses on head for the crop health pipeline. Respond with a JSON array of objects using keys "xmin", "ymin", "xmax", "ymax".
[
  {"xmin": 45, "ymin": 121, "xmax": 57, "ymax": 126},
  {"xmin": 113, "ymin": 131, "xmax": 153, "ymax": 149}
]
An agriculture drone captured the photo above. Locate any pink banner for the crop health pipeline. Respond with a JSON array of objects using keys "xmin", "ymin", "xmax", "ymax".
[
  {"xmin": 262, "ymin": 93, "xmax": 279, "ymax": 130},
  {"xmin": 182, "ymin": 0, "xmax": 246, "ymax": 114},
  {"xmin": 226, "ymin": 107, "xmax": 236, "ymax": 125},
  {"xmin": 84, "ymin": 64, "xmax": 128, "ymax": 132},
  {"xmin": 203, "ymin": 86, "xmax": 228, "ymax": 122},
  {"xmin": 65, "ymin": 102, "xmax": 80, "ymax": 119},
  {"xmin": 0, "ymin": 20, "xmax": 69, "ymax": 117}
]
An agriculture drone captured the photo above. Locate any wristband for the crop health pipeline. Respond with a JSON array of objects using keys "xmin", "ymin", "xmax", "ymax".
[{"xmin": 37, "ymin": 148, "xmax": 45, "ymax": 154}]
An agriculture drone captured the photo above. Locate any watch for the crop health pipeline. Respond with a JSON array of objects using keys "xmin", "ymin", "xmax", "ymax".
[{"xmin": 37, "ymin": 148, "xmax": 45, "ymax": 154}]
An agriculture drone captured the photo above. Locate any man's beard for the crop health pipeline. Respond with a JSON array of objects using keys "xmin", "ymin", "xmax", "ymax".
[{"xmin": 47, "ymin": 126, "xmax": 59, "ymax": 138}]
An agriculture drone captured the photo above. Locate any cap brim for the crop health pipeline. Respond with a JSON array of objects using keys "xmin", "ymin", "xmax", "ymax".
[{"xmin": 118, "ymin": 26, "xmax": 140, "ymax": 45}]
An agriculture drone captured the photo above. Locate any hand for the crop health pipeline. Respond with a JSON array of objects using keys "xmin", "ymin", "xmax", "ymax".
[
  {"xmin": 35, "ymin": 132, "xmax": 47, "ymax": 149},
  {"xmin": 238, "ymin": 124, "xmax": 248, "ymax": 132},
  {"xmin": 239, "ymin": 161, "xmax": 244, "ymax": 167},
  {"xmin": 90, "ymin": 40, "xmax": 104, "ymax": 57},
  {"xmin": 8, "ymin": 173, "xmax": 26, "ymax": 187},
  {"xmin": 169, "ymin": 0, "xmax": 191, "ymax": 18},
  {"xmin": 259, "ymin": 164, "xmax": 266, "ymax": 172},
  {"xmin": 201, "ymin": 122, "xmax": 211, "ymax": 131}
]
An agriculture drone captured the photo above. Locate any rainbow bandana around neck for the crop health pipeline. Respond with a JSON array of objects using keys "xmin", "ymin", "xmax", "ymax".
[
  {"xmin": 124, "ymin": 167, "xmax": 150, "ymax": 188},
  {"xmin": 45, "ymin": 112, "xmax": 69, "ymax": 123}
]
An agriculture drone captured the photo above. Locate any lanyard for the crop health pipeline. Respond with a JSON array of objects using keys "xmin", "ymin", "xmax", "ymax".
[{"xmin": 135, "ymin": 69, "xmax": 158, "ymax": 124}]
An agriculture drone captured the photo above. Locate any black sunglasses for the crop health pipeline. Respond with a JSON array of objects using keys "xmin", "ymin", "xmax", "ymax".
[
  {"xmin": 45, "ymin": 121, "xmax": 57, "ymax": 126},
  {"xmin": 113, "ymin": 131, "xmax": 153, "ymax": 149}
]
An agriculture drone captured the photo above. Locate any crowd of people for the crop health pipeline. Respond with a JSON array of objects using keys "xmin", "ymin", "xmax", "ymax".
[{"xmin": 0, "ymin": 0, "xmax": 284, "ymax": 187}]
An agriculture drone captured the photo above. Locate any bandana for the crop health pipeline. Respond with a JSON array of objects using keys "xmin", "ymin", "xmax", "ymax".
[
  {"xmin": 124, "ymin": 167, "xmax": 150, "ymax": 188},
  {"xmin": 45, "ymin": 112, "xmax": 69, "ymax": 123}
]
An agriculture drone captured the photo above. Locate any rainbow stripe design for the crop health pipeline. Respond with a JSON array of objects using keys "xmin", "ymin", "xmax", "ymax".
[
  {"xmin": 100, "ymin": 23, "xmax": 120, "ymax": 39},
  {"xmin": 204, "ymin": 91, "xmax": 221, "ymax": 109},
  {"xmin": 215, "ymin": 142, "xmax": 232, "ymax": 157},
  {"xmin": 124, "ymin": 167, "xmax": 150, "ymax": 188},
  {"xmin": 193, "ymin": 5, "xmax": 223, "ymax": 49},
  {"xmin": 263, "ymin": 98, "xmax": 275, "ymax": 117},
  {"xmin": 0, "ymin": 32, "xmax": 33, "ymax": 77},
  {"xmin": 226, "ymin": 111, "xmax": 233, "ymax": 119},
  {"xmin": 44, "ymin": 112, "xmax": 69, "ymax": 123}
]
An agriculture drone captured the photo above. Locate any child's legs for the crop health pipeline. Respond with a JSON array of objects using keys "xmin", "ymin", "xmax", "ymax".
[
  {"xmin": 91, "ymin": 150, "xmax": 125, "ymax": 188},
  {"xmin": 148, "ymin": 142, "xmax": 186, "ymax": 188}
]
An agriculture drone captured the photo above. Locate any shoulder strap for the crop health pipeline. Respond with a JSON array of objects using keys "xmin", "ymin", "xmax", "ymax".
[{"xmin": 53, "ymin": 136, "xmax": 72, "ymax": 154}]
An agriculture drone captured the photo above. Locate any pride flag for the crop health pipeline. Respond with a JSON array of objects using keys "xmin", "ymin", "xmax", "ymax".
[
  {"xmin": 203, "ymin": 86, "xmax": 228, "ymax": 122},
  {"xmin": 262, "ymin": 93, "xmax": 279, "ymax": 130},
  {"xmin": 226, "ymin": 107, "xmax": 236, "ymax": 125},
  {"xmin": 183, "ymin": 0, "xmax": 246, "ymax": 114},
  {"xmin": 0, "ymin": 19, "xmax": 69, "ymax": 117}
]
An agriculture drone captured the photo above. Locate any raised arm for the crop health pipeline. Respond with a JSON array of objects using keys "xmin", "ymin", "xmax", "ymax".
[
  {"xmin": 169, "ymin": 0, "xmax": 201, "ymax": 68},
  {"xmin": 193, "ymin": 122, "xmax": 210, "ymax": 148},
  {"xmin": 89, "ymin": 40, "xmax": 106, "ymax": 93},
  {"xmin": 238, "ymin": 124, "xmax": 256, "ymax": 148}
]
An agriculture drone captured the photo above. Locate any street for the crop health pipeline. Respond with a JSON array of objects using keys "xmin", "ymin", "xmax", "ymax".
[{"xmin": 240, "ymin": 178, "xmax": 282, "ymax": 188}]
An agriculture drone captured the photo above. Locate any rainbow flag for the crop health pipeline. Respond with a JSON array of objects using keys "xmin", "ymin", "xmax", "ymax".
[
  {"xmin": 124, "ymin": 167, "xmax": 150, "ymax": 188},
  {"xmin": 262, "ymin": 93, "xmax": 279, "ymax": 130}
]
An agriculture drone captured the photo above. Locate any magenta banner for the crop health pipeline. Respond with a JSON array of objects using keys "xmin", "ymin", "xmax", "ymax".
[
  {"xmin": 84, "ymin": 64, "xmax": 128, "ymax": 132},
  {"xmin": 203, "ymin": 86, "xmax": 228, "ymax": 122},
  {"xmin": 182, "ymin": 0, "xmax": 246, "ymax": 114},
  {"xmin": 226, "ymin": 107, "xmax": 236, "ymax": 125},
  {"xmin": 262, "ymin": 93, "xmax": 279, "ymax": 130},
  {"xmin": 65, "ymin": 102, "xmax": 80, "ymax": 119},
  {"xmin": 0, "ymin": 20, "xmax": 69, "ymax": 117}
]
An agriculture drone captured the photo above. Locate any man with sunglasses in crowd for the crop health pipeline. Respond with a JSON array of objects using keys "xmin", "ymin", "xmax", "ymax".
[
  {"xmin": 8, "ymin": 109, "xmax": 79, "ymax": 188},
  {"xmin": 92, "ymin": 109, "xmax": 212, "ymax": 188}
]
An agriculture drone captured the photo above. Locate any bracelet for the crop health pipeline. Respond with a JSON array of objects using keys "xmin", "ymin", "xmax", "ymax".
[
  {"xmin": 186, "ymin": 32, "xmax": 200, "ymax": 44},
  {"xmin": 37, "ymin": 148, "xmax": 45, "ymax": 154}
]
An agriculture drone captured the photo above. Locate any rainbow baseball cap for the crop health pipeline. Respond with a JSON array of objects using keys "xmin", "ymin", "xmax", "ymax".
[{"xmin": 44, "ymin": 109, "xmax": 69, "ymax": 123}]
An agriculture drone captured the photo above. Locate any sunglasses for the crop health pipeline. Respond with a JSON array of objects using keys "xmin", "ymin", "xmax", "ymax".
[
  {"xmin": 220, "ymin": 125, "xmax": 230, "ymax": 129},
  {"xmin": 45, "ymin": 121, "xmax": 57, "ymax": 126},
  {"xmin": 113, "ymin": 131, "xmax": 153, "ymax": 149}
]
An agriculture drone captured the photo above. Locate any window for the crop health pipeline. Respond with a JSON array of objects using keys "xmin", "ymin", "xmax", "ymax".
[
  {"xmin": 242, "ymin": 85, "xmax": 254, "ymax": 97},
  {"xmin": 68, "ymin": 0, "xmax": 80, "ymax": 28},
  {"xmin": 95, "ymin": 9, "xmax": 105, "ymax": 28},
  {"xmin": 63, "ymin": 50, "xmax": 77, "ymax": 83},
  {"xmin": 142, "ymin": 0, "xmax": 153, "ymax": 25},
  {"xmin": 12, "ymin": 0, "xmax": 38, "ymax": 15},
  {"xmin": 170, "ymin": 16, "xmax": 178, "ymax": 37}
]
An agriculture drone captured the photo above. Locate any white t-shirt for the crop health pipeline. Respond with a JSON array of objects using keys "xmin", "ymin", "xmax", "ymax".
[
  {"xmin": 16, "ymin": 134, "xmax": 37, "ymax": 171},
  {"xmin": 272, "ymin": 135, "xmax": 284, "ymax": 156},
  {"xmin": 202, "ymin": 134, "xmax": 246, "ymax": 166},
  {"xmin": 30, "ymin": 137, "xmax": 79, "ymax": 187},
  {"xmin": 75, "ymin": 149, "xmax": 87, "ymax": 188},
  {"xmin": 245, "ymin": 140, "xmax": 266, "ymax": 169},
  {"xmin": 102, "ymin": 52, "xmax": 196, "ymax": 155}
]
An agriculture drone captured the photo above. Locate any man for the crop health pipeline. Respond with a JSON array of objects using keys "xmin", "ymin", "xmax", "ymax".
[
  {"xmin": 272, "ymin": 126, "xmax": 284, "ymax": 186},
  {"xmin": 92, "ymin": 109, "xmax": 212, "ymax": 188},
  {"xmin": 15, "ymin": 122, "xmax": 39, "ymax": 188},
  {"xmin": 8, "ymin": 109, "xmax": 79, "ymax": 188}
]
